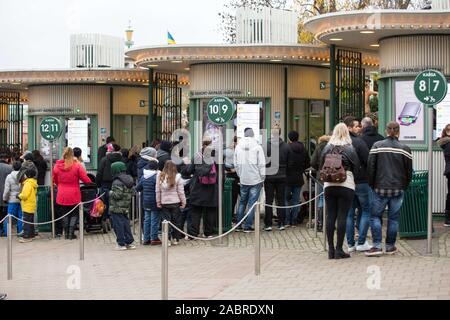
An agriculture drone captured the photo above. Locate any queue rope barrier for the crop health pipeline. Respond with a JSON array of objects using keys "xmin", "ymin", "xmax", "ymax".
[
  {"xmin": 2, "ymin": 192, "xmax": 105, "ymax": 226},
  {"xmin": 164, "ymin": 191, "xmax": 324, "ymax": 241}
]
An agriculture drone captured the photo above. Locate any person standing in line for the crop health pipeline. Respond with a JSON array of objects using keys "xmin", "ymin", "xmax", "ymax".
[
  {"xmin": 343, "ymin": 116, "xmax": 372, "ymax": 252},
  {"xmin": 136, "ymin": 158, "xmax": 161, "ymax": 245},
  {"xmin": 319, "ymin": 123, "xmax": 360, "ymax": 259},
  {"xmin": 366, "ymin": 121, "xmax": 412, "ymax": 256},
  {"xmin": 157, "ymin": 140, "xmax": 172, "ymax": 171},
  {"xmin": 3, "ymin": 161, "xmax": 22, "ymax": 236},
  {"xmin": 18, "ymin": 168, "xmax": 38, "ymax": 243},
  {"xmin": 97, "ymin": 136, "xmax": 115, "ymax": 167},
  {"xmin": 127, "ymin": 145, "xmax": 140, "ymax": 180},
  {"xmin": 156, "ymin": 160, "xmax": 186, "ymax": 245},
  {"xmin": 234, "ymin": 128, "xmax": 266, "ymax": 233},
  {"xmin": 225, "ymin": 136, "xmax": 240, "ymax": 222},
  {"xmin": 138, "ymin": 147, "xmax": 158, "ymax": 180},
  {"xmin": 109, "ymin": 162, "xmax": 136, "ymax": 250},
  {"xmin": 53, "ymin": 147, "xmax": 92, "ymax": 239},
  {"xmin": 438, "ymin": 123, "xmax": 450, "ymax": 227},
  {"xmin": 182, "ymin": 138, "xmax": 218, "ymax": 238},
  {"xmin": 285, "ymin": 131, "xmax": 310, "ymax": 228},
  {"xmin": 31, "ymin": 150, "xmax": 47, "ymax": 186},
  {"xmin": 73, "ymin": 147, "xmax": 85, "ymax": 170},
  {"xmin": 0, "ymin": 152, "xmax": 12, "ymax": 236},
  {"xmin": 360, "ymin": 117, "xmax": 384, "ymax": 150},
  {"xmin": 17, "ymin": 151, "xmax": 37, "ymax": 183},
  {"xmin": 263, "ymin": 128, "xmax": 290, "ymax": 231}
]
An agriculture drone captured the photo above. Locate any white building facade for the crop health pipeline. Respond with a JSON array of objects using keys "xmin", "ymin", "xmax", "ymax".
[
  {"xmin": 236, "ymin": 7, "xmax": 298, "ymax": 44},
  {"xmin": 70, "ymin": 34, "xmax": 124, "ymax": 69}
]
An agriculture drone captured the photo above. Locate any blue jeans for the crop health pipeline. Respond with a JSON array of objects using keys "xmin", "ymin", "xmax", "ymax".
[
  {"xmin": 143, "ymin": 209, "xmax": 161, "ymax": 242},
  {"xmin": 370, "ymin": 191, "xmax": 404, "ymax": 250},
  {"xmin": 3, "ymin": 203, "xmax": 23, "ymax": 235},
  {"xmin": 237, "ymin": 183, "xmax": 263, "ymax": 230},
  {"xmin": 285, "ymin": 186, "xmax": 301, "ymax": 225},
  {"xmin": 317, "ymin": 184, "xmax": 324, "ymax": 208},
  {"xmin": 346, "ymin": 183, "xmax": 372, "ymax": 247},
  {"xmin": 111, "ymin": 213, "xmax": 134, "ymax": 246}
]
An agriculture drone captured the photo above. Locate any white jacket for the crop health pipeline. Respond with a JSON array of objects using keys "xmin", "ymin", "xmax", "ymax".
[
  {"xmin": 234, "ymin": 137, "xmax": 265, "ymax": 186},
  {"xmin": 3, "ymin": 171, "xmax": 21, "ymax": 203}
]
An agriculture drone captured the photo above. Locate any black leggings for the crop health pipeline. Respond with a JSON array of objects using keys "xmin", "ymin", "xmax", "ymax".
[
  {"xmin": 324, "ymin": 186, "xmax": 355, "ymax": 252},
  {"xmin": 446, "ymin": 175, "xmax": 450, "ymax": 212}
]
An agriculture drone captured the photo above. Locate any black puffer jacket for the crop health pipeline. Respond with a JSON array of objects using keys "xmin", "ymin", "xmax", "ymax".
[
  {"xmin": 264, "ymin": 138, "xmax": 290, "ymax": 182},
  {"xmin": 367, "ymin": 137, "xmax": 413, "ymax": 190},
  {"xmin": 438, "ymin": 137, "xmax": 450, "ymax": 176},
  {"xmin": 32, "ymin": 157, "xmax": 48, "ymax": 186},
  {"xmin": 361, "ymin": 126, "xmax": 384, "ymax": 150},
  {"xmin": 319, "ymin": 144, "xmax": 360, "ymax": 177},
  {"xmin": 350, "ymin": 132, "xmax": 369, "ymax": 184},
  {"xmin": 286, "ymin": 141, "xmax": 310, "ymax": 187},
  {"xmin": 96, "ymin": 152, "xmax": 123, "ymax": 188}
]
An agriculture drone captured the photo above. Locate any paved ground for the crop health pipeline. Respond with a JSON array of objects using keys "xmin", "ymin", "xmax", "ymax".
[{"xmin": 1, "ymin": 220, "xmax": 449, "ymax": 300}]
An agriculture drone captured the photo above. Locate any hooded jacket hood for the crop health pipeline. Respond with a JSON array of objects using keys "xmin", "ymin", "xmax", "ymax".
[
  {"xmin": 438, "ymin": 137, "xmax": 450, "ymax": 147},
  {"xmin": 363, "ymin": 125, "xmax": 380, "ymax": 137},
  {"xmin": 289, "ymin": 141, "xmax": 306, "ymax": 154},
  {"xmin": 318, "ymin": 135, "xmax": 331, "ymax": 144},
  {"xmin": 56, "ymin": 159, "xmax": 74, "ymax": 171},
  {"xmin": 143, "ymin": 168, "xmax": 158, "ymax": 179},
  {"xmin": 114, "ymin": 173, "xmax": 134, "ymax": 188}
]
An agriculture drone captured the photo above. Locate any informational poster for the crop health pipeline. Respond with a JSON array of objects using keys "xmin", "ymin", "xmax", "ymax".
[
  {"xmin": 68, "ymin": 120, "xmax": 89, "ymax": 163},
  {"xmin": 395, "ymin": 81, "xmax": 424, "ymax": 142},
  {"xmin": 236, "ymin": 103, "xmax": 260, "ymax": 142},
  {"xmin": 435, "ymin": 83, "xmax": 450, "ymax": 140}
]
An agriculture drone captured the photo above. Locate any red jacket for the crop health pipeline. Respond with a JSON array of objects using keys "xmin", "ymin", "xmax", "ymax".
[{"xmin": 53, "ymin": 159, "xmax": 92, "ymax": 206}]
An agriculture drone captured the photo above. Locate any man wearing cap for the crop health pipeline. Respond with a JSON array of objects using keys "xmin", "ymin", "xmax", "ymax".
[
  {"xmin": 138, "ymin": 147, "xmax": 158, "ymax": 180},
  {"xmin": 366, "ymin": 121, "xmax": 412, "ymax": 256},
  {"xmin": 234, "ymin": 128, "xmax": 266, "ymax": 232}
]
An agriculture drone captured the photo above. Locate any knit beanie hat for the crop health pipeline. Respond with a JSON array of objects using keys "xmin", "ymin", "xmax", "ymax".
[
  {"xmin": 160, "ymin": 140, "xmax": 172, "ymax": 152},
  {"xmin": 140, "ymin": 147, "xmax": 157, "ymax": 161},
  {"xmin": 111, "ymin": 161, "xmax": 127, "ymax": 177}
]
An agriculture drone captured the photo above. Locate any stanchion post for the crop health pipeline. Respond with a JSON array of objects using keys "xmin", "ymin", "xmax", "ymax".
[
  {"xmin": 79, "ymin": 204, "xmax": 84, "ymax": 261},
  {"xmin": 308, "ymin": 170, "xmax": 312, "ymax": 229},
  {"xmin": 7, "ymin": 215, "xmax": 12, "ymax": 280},
  {"xmin": 218, "ymin": 141, "xmax": 223, "ymax": 245},
  {"xmin": 255, "ymin": 201, "xmax": 261, "ymax": 276},
  {"xmin": 161, "ymin": 220, "xmax": 169, "ymax": 300},
  {"xmin": 138, "ymin": 192, "xmax": 142, "ymax": 245},
  {"xmin": 427, "ymin": 105, "xmax": 433, "ymax": 254},
  {"xmin": 50, "ymin": 141, "xmax": 55, "ymax": 238},
  {"xmin": 131, "ymin": 195, "xmax": 136, "ymax": 235},
  {"xmin": 323, "ymin": 198, "xmax": 327, "ymax": 251},
  {"xmin": 314, "ymin": 182, "xmax": 318, "ymax": 238}
]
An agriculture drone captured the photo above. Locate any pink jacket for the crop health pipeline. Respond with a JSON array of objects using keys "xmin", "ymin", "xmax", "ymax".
[
  {"xmin": 53, "ymin": 159, "xmax": 92, "ymax": 205},
  {"xmin": 156, "ymin": 172, "xmax": 186, "ymax": 207}
]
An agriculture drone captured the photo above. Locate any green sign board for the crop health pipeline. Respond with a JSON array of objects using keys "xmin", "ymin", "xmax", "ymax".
[
  {"xmin": 414, "ymin": 69, "xmax": 448, "ymax": 105},
  {"xmin": 206, "ymin": 96, "xmax": 234, "ymax": 125},
  {"xmin": 40, "ymin": 117, "xmax": 63, "ymax": 141}
]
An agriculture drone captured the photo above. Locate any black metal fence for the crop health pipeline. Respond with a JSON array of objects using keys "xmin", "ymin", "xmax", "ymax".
[
  {"xmin": 0, "ymin": 91, "xmax": 23, "ymax": 151},
  {"xmin": 336, "ymin": 49, "xmax": 365, "ymax": 122}
]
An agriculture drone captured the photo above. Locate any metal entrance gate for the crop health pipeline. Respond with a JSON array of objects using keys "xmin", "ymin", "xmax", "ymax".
[
  {"xmin": 152, "ymin": 73, "xmax": 182, "ymax": 141},
  {"xmin": 335, "ymin": 49, "xmax": 365, "ymax": 122},
  {"xmin": 0, "ymin": 91, "xmax": 23, "ymax": 151}
]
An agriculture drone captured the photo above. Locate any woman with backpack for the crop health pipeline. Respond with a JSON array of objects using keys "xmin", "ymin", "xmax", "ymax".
[
  {"xmin": 182, "ymin": 138, "xmax": 219, "ymax": 238},
  {"xmin": 319, "ymin": 123, "xmax": 360, "ymax": 259}
]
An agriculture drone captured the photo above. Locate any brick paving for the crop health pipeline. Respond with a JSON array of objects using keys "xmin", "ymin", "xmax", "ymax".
[{"xmin": 0, "ymin": 223, "xmax": 449, "ymax": 300}]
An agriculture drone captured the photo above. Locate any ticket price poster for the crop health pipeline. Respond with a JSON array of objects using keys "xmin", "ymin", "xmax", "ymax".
[
  {"xmin": 436, "ymin": 83, "xmax": 450, "ymax": 140},
  {"xmin": 395, "ymin": 81, "xmax": 424, "ymax": 142},
  {"xmin": 236, "ymin": 103, "xmax": 261, "ymax": 142},
  {"xmin": 68, "ymin": 120, "xmax": 89, "ymax": 163}
]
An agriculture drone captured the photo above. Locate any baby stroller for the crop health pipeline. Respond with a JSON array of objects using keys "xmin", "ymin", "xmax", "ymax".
[{"xmin": 80, "ymin": 174, "xmax": 109, "ymax": 234}]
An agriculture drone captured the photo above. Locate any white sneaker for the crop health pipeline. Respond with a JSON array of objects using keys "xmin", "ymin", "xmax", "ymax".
[
  {"xmin": 356, "ymin": 241, "xmax": 372, "ymax": 252},
  {"xmin": 167, "ymin": 241, "xmax": 172, "ymax": 247},
  {"xmin": 264, "ymin": 226, "xmax": 272, "ymax": 231},
  {"xmin": 348, "ymin": 245, "xmax": 356, "ymax": 253},
  {"xmin": 126, "ymin": 244, "xmax": 137, "ymax": 250},
  {"xmin": 115, "ymin": 245, "xmax": 127, "ymax": 251},
  {"xmin": 19, "ymin": 237, "xmax": 32, "ymax": 243},
  {"xmin": 172, "ymin": 239, "xmax": 179, "ymax": 245}
]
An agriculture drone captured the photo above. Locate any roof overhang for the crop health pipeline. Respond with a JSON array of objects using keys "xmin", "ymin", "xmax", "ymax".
[{"xmin": 304, "ymin": 9, "xmax": 450, "ymax": 51}]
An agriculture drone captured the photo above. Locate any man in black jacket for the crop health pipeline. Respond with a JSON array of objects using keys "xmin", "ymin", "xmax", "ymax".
[
  {"xmin": 97, "ymin": 136, "xmax": 115, "ymax": 168},
  {"xmin": 263, "ymin": 128, "xmax": 290, "ymax": 231},
  {"xmin": 285, "ymin": 131, "xmax": 310, "ymax": 227},
  {"xmin": 366, "ymin": 121, "xmax": 412, "ymax": 256},
  {"xmin": 344, "ymin": 116, "xmax": 372, "ymax": 252},
  {"xmin": 361, "ymin": 117, "xmax": 384, "ymax": 150},
  {"xmin": 96, "ymin": 144, "xmax": 123, "ymax": 224}
]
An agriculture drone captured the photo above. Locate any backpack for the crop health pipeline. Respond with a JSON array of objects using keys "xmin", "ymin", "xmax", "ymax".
[
  {"xmin": 198, "ymin": 163, "xmax": 217, "ymax": 185},
  {"xmin": 90, "ymin": 198, "xmax": 105, "ymax": 218},
  {"xmin": 320, "ymin": 147, "xmax": 347, "ymax": 183}
]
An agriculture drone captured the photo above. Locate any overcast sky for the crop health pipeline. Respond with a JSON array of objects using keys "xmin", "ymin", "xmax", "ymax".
[{"xmin": 0, "ymin": 0, "xmax": 226, "ymax": 70}]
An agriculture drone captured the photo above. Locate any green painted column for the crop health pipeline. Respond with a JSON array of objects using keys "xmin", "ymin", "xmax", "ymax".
[
  {"xmin": 329, "ymin": 44, "xmax": 337, "ymax": 129},
  {"xmin": 284, "ymin": 67, "xmax": 288, "ymax": 141},
  {"xmin": 148, "ymin": 68, "xmax": 154, "ymax": 144}
]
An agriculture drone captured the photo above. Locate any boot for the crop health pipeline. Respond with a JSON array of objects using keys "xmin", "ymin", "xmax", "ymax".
[
  {"xmin": 334, "ymin": 248, "xmax": 351, "ymax": 259},
  {"xmin": 64, "ymin": 227, "xmax": 70, "ymax": 240},
  {"xmin": 444, "ymin": 211, "xmax": 450, "ymax": 227},
  {"xmin": 68, "ymin": 227, "xmax": 77, "ymax": 240}
]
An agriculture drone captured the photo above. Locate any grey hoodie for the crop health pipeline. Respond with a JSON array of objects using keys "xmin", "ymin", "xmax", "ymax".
[
  {"xmin": 3, "ymin": 171, "xmax": 21, "ymax": 203},
  {"xmin": 234, "ymin": 136, "xmax": 266, "ymax": 186}
]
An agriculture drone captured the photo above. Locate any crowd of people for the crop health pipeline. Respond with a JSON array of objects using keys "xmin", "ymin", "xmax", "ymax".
[{"xmin": 1, "ymin": 117, "xmax": 449, "ymax": 256}]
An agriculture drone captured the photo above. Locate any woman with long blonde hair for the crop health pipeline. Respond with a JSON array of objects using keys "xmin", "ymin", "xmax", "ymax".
[
  {"xmin": 319, "ymin": 123, "xmax": 360, "ymax": 259},
  {"xmin": 53, "ymin": 147, "xmax": 92, "ymax": 239}
]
